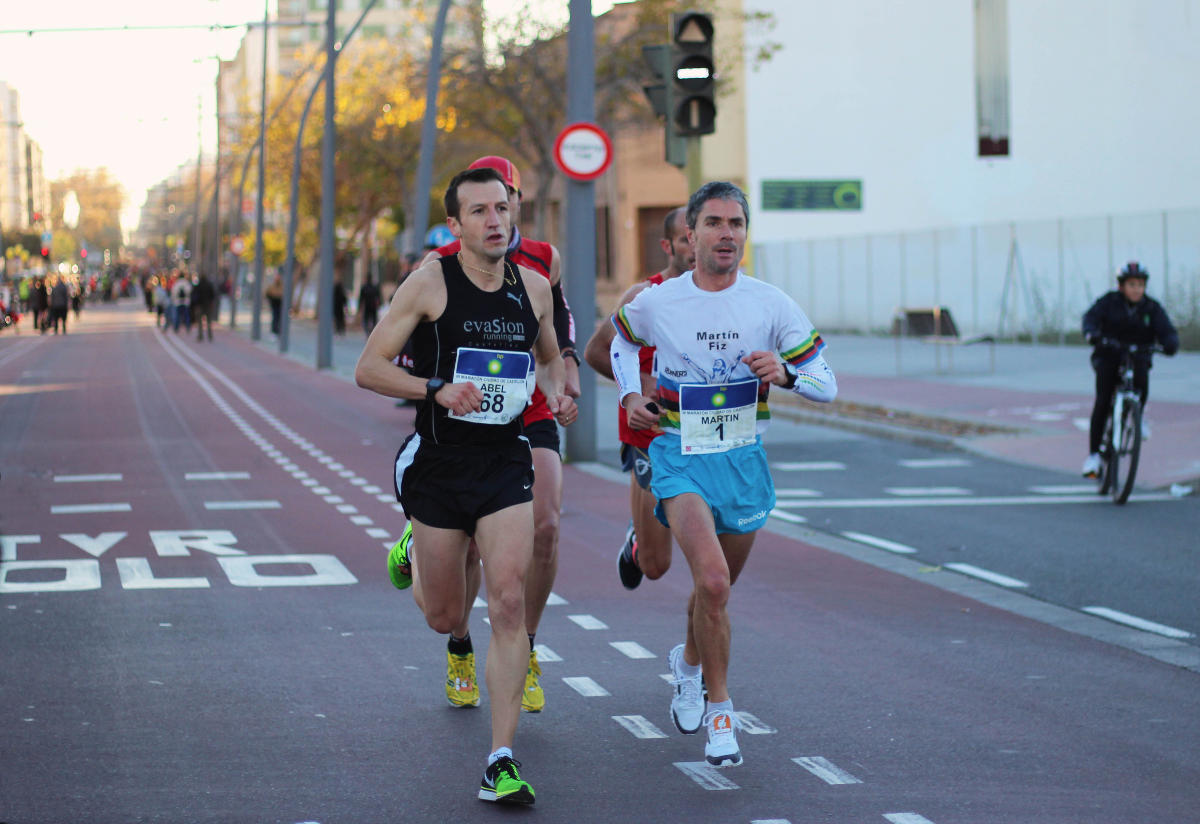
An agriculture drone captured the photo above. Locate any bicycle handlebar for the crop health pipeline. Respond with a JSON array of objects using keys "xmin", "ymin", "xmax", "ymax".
[{"xmin": 1092, "ymin": 337, "xmax": 1165, "ymax": 355}]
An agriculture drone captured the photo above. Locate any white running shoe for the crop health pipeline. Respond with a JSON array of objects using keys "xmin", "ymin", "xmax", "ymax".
[
  {"xmin": 703, "ymin": 709, "xmax": 742, "ymax": 767},
  {"xmin": 668, "ymin": 644, "xmax": 705, "ymax": 734},
  {"xmin": 1081, "ymin": 453, "xmax": 1101, "ymax": 478}
]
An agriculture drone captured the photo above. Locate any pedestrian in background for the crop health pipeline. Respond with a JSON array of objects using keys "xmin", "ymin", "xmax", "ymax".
[
  {"xmin": 265, "ymin": 273, "xmax": 284, "ymax": 336},
  {"xmin": 30, "ymin": 276, "xmax": 47, "ymax": 333},
  {"xmin": 154, "ymin": 276, "xmax": 171, "ymax": 329},
  {"xmin": 332, "ymin": 278, "xmax": 348, "ymax": 335},
  {"xmin": 49, "ymin": 276, "xmax": 70, "ymax": 334},
  {"xmin": 172, "ymin": 273, "xmax": 193, "ymax": 333},
  {"xmin": 358, "ymin": 276, "xmax": 381, "ymax": 335},
  {"xmin": 191, "ymin": 273, "xmax": 216, "ymax": 342}
]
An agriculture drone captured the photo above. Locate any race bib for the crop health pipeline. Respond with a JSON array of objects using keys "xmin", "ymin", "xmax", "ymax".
[
  {"xmin": 678, "ymin": 378, "xmax": 759, "ymax": 454},
  {"xmin": 449, "ymin": 347, "xmax": 533, "ymax": 425}
]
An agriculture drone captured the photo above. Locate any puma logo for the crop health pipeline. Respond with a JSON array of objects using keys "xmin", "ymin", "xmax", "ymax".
[{"xmin": 506, "ymin": 291, "xmax": 523, "ymax": 309}]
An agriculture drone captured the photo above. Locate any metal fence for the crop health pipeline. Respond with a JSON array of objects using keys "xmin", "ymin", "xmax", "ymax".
[{"xmin": 753, "ymin": 207, "xmax": 1200, "ymax": 340}]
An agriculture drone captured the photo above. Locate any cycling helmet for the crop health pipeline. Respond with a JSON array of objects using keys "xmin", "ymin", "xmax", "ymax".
[{"xmin": 1117, "ymin": 261, "xmax": 1149, "ymax": 282}]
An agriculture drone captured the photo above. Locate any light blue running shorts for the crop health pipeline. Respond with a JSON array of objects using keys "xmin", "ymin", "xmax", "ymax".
[{"xmin": 649, "ymin": 435, "xmax": 775, "ymax": 534}]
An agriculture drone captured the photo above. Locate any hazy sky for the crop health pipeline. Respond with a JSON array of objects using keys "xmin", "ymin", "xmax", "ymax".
[{"xmin": 0, "ymin": 0, "xmax": 613, "ymax": 235}]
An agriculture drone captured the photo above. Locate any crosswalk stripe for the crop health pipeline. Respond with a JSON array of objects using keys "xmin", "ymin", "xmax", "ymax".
[
  {"xmin": 792, "ymin": 756, "xmax": 862, "ymax": 785},
  {"xmin": 612, "ymin": 715, "xmax": 667, "ymax": 739},
  {"xmin": 674, "ymin": 761, "xmax": 740, "ymax": 790}
]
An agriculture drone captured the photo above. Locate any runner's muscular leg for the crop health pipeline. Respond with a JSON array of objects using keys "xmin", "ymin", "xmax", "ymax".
[
  {"xmin": 524, "ymin": 446, "xmax": 562, "ymax": 635},
  {"xmin": 664, "ymin": 493, "xmax": 754, "ymax": 705},
  {"xmin": 473, "ymin": 501, "xmax": 535, "ymax": 752},
  {"xmin": 633, "ymin": 479, "xmax": 672, "ymax": 579},
  {"xmin": 408, "ymin": 519, "xmax": 471, "ymax": 634}
]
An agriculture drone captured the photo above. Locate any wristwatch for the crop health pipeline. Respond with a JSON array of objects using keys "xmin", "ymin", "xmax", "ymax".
[
  {"xmin": 425, "ymin": 377, "xmax": 446, "ymax": 403},
  {"xmin": 781, "ymin": 362, "xmax": 798, "ymax": 389},
  {"xmin": 561, "ymin": 347, "xmax": 581, "ymax": 366}
]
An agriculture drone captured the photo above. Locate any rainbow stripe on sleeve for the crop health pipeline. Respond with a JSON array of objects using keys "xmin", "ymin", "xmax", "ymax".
[
  {"xmin": 612, "ymin": 306, "xmax": 651, "ymax": 347},
  {"xmin": 782, "ymin": 331, "xmax": 825, "ymax": 367}
]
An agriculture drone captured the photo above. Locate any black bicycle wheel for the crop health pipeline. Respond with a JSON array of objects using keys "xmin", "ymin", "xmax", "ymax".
[
  {"xmin": 1098, "ymin": 413, "xmax": 1114, "ymax": 495},
  {"xmin": 1113, "ymin": 398, "xmax": 1141, "ymax": 505}
]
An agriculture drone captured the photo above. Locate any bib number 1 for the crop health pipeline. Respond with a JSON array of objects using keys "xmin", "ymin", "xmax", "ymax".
[{"xmin": 678, "ymin": 378, "xmax": 759, "ymax": 454}]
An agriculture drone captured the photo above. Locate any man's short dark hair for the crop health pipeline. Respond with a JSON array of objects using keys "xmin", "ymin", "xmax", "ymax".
[
  {"xmin": 663, "ymin": 206, "xmax": 687, "ymax": 240},
  {"xmin": 444, "ymin": 167, "xmax": 506, "ymax": 220},
  {"xmin": 685, "ymin": 182, "xmax": 750, "ymax": 230}
]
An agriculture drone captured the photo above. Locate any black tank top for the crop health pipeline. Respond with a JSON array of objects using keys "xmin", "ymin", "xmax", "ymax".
[{"xmin": 411, "ymin": 254, "xmax": 540, "ymax": 445}]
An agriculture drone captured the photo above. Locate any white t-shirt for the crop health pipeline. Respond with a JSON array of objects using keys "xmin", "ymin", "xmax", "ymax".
[{"xmin": 611, "ymin": 271, "xmax": 836, "ymax": 442}]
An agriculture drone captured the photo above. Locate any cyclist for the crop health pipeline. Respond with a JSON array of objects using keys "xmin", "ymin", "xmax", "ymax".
[{"xmin": 1080, "ymin": 261, "xmax": 1178, "ymax": 478}]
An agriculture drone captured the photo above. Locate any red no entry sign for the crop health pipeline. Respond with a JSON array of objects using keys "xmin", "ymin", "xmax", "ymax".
[{"xmin": 554, "ymin": 122, "xmax": 613, "ymax": 181}]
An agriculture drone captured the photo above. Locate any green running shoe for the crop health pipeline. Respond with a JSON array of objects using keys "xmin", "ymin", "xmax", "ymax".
[
  {"xmin": 478, "ymin": 756, "xmax": 535, "ymax": 804},
  {"xmin": 387, "ymin": 522, "xmax": 413, "ymax": 589}
]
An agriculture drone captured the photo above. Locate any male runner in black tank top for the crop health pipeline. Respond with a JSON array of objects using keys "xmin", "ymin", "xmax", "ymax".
[{"xmin": 355, "ymin": 167, "xmax": 577, "ymax": 805}]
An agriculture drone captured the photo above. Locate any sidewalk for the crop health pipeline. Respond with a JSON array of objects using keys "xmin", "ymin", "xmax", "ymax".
[{"xmin": 227, "ymin": 302, "xmax": 1200, "ymax": 490}]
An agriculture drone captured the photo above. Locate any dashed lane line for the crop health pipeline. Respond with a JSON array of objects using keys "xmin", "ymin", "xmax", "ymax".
[
  {"xmin": 943, "ymin": 562, "xmax": 1028, "ymax": 588},
  {"xmin": 769, "ymin": 509, "xmax": 807, "ymax": 524},
  {"xmin": 773, "ymin": 461, "xmax": 846, "ymax": 471},
  {"xmin": 884, "ymin": 814, "xmax": 937, "ymax": 824},
  {"xmin": 885, "ymin": 487, "xmax": 972, "ymax": 496},
  {"xmin": 185, "ymin": 471, "xmax": 251, "ymax": 481},
  {"xmin": 792, "ymin": 756, "xmax": 863, "ymax": 785},
  {"xmin": 53, "ymin": 474, "xmax": 123, "ymax": 483},
  {"xmin": 567, "ymin": 614, "xmax": 609, "ymax": 630},
  {"xmin": 1081, "ymin": 607, "xmax": 1196, "ymax": 640},
  {"xmin": 562, "ymin": 676, "xmax": 609, "ymax": 697},
  {"xmin": 533, "ymin": 644, "xmax": 562, "ymax": 662},
  {"xmin": 673, "ymin": 761, "xmax": 739, "ymax": 790},
  {"xmin": 610, "ymin": 641, "xmax": 655, "ymax": 659},
  {"xmin": 898, "ymin": 458, "xmax": 971, "ymax": 468},
  {"xmin": 203, "ymin": 500, "xmax": 282, "ymax": 510},
  {"xmin": 841, "ymin": 531, "xmax": 918, "ymax": 555},
  {"xmin": 50, "ymin": 503, "xmax": 132, "ymax": 514},
  {"xmin": 612, "ymin": 715, "xmax": 667, "ymax": 739},
  {"xmin": 1028, "ymin": 484, "xmax": 1099, "ymax": 494}
]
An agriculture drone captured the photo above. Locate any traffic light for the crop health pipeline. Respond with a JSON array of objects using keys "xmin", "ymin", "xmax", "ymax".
[
  {"xmin": 40, "ymin": 246, "xmax": 50, "ymax": 260},
  {"xmin": 642, "ymin": 44, "xmax": 687, "ymax": 167},
  {"xmin": 670, "ymin": 11, "xmax": 716, "ymax": 137}
]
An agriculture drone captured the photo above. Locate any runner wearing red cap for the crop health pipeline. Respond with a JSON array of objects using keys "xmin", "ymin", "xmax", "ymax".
[{"xmin": 393, "ymin": 154, "xmax": 579, "ymax": 715}]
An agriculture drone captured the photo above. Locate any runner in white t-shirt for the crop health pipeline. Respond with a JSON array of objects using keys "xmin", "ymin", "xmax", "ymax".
[{"xmin": 609, "ymin": 181, "xmax": 837, "ymax": 769}]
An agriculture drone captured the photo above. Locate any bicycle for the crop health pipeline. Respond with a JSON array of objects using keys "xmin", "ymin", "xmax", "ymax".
[{"xmin": 1094, "ymin": 339, "xmax": 1159, "ymax": 505}]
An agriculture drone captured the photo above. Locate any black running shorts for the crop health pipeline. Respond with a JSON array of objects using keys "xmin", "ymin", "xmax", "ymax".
[
  {"xmin": 394, "ymin": 434, "xmax": 534, "ymax": 537},
  {"xmin": 523, "ymin": 418, "xmax": 561, "ymax": 454},
  {"xmin": 620, "ymin": 442, "xmax": 653, "ymax": 491}
]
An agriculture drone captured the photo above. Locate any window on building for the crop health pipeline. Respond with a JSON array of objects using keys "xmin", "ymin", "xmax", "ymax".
[{"xmin": 974, "ymin": 0, "xmax": 1010, "ymax": 157}]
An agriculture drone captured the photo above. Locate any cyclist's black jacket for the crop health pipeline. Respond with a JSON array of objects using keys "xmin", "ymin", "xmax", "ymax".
[{"xmin": 1082, "ymin": 291, "xmax": 1179, "ymax": 361}]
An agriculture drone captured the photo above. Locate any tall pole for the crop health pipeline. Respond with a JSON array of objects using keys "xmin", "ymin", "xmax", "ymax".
[
  {"xmin": 410, "ymin": 0, "xmax": 452, "ymax": 257},
  {"xmin": 251, "ymin": 0, "xmax": 269, "ymax": 340},
  {"xmin": 316, "ymin": 0, "xmax": 337, "ymax": 369},
  {"xmin": 565, "ymin": 0, "xmax": 597, "ymax": 462},
  {"xmin": 211, "ymin": 71, "xmax": 222, "ymax": 280},
  {"xmin": 192, "ymin": 95, "xmax": 203, "ymax": 272}
]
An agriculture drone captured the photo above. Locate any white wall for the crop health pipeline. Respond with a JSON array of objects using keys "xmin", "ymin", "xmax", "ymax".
[{"xmin": 744, "ymin": 0, "xmax": 1200, "ymax": 243}]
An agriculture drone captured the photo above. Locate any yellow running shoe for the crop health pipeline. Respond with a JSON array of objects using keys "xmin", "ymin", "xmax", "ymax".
[
  {"xmin": 446, "ymin": 651, "xmax": 480, "ymax": 708},
  {"xmin": 521, "ymin": 648, "xmax": 545, "ymax": 713}
]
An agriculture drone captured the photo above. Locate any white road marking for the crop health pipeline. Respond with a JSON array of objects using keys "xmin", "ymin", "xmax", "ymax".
[
  {"xmin": 610, "ymin": 641, "xmax": 655, "ymax": 659},
  {"xmin": 323, "ymin": 495, "xmax": 345, "ymax": 504},
  {"xmin": 1082, "ymin": 607, "xmax": 1195, "ymax": 639},
  {"xmin": 885, "ymin": 487, "xmax": 972, "ymax": 496},
  {"xmin": 53, "ymin": 474, "xmax": 122, "ymax": 483},
  {"xmin": 773, "ymin": 461, "xmax": 845, "ymax": 471},
  {"xmin": 1072, "ymin": 417, "xmax": 1090, "ymax": 431},
  {"xmin": 751, "ymin": 820, "xmax": 793, "ymax": 824},
  {"xmin": 899, "ymin": 458, "xmax": 970, "ymax": 468},
  {"xmin": 884, "ymin": 814, "xmax": 937, "ymax": 824},
  {"xmin": 944, "ymin": 563, "xmax": 1028, "ymax": 588},
  {"xmin": 769, "ymin": 509, "xmax": 807, "ymax": 524},
  {"xmin": 203, "ymin": 501, "xmax": 282, "ymax": 511},
  {"xmin": 792, "ymin": 756, "xmax": 863, "ymax": 785},
  {"xmin": 335, "ymin": 504, "xmax": 358, "ymax": 514},
  {"xmin": 349, "ymin": 516, "xmax": 372, "ymax": 525},
  {"xmin": 567, "ymin": 614, "xmax": 609, "ymax": 630},
  {"xmin": 472, "ymin": 596, "xmax": 487, "ymax": 608},
  {"xmin": 562, "ymin": 676, "xmax": 609, "ymax": 697},
  {"xmin": 363, "ymin": 485, "xmax": 383, "ymax": 494},
  {"xmin": 375, "ymin": 494, "xmax": 394, "ymax": 503},
  {"xmin": 774, "ymin": 492, "xmax": 1177, "ymax": 508},
  {"xmin": 184, "ymin": 472, "xmax": 250, "ymax": 481},
  {"xmin": 1028, "ymin": 484, "xmax": 1098, "ymax": 494},
  {"xmin": 116, "ymin": 558, "xmax": 210, "ymax": 589},
  {"xmin": 533, "ymin": 644, "xmax": 561, "ymax": 662},
  {"xmin": 776, "ymin": 488, "xmax": 822, "ymax": 497},
  {"xmin": 841, "ymin": 531, "xmax": 918, "ymax": 555},
  {"xmin": 733, "ymin": 712, "xmax": 777, "ymax": 734},
  {"xmin": 612, "ymin": 715, "xmax": 667, "ymax": 739},
  {"xmin": 673, "ymin": 761, "xmax": 740, "ymax": 790},
  {"xmin": 50, "ymin": 503, "xmax": 131, "ymax": 514},
  {"xmin": 546, "ymin": 592, "xmax": 568, "ymax": 605},
  {"xmin": 365, "ymin": 528, "xmax": 391, "ymax": 539}
]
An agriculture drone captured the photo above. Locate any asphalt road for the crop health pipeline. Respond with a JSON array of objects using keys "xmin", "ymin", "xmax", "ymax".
[{"xmin": 2, "ymin": 304, "xmax": 1198, "ymax": 824}]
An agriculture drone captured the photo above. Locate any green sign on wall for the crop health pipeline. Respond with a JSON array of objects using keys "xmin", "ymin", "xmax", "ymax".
[{"xmin": 761, "ymin": 179, "xmax": 862, "ymax": 211}]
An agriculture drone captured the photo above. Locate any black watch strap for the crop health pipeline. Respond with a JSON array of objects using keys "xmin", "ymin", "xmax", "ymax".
[
  {"xmin": 782, "ymin": 363, "xmax": 798, "ymax": 389},
  {"xmin": 425, "ymin": 377, "xmax": 445, "ymax": 403}
]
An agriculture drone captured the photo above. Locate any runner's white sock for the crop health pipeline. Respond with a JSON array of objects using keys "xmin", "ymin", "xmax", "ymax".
[{"xmin": 488, "ymin": 747, "xmax": 513, "ymax": 766}]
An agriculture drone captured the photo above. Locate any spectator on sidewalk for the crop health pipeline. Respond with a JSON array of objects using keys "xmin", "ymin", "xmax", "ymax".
[
  {"xmin": 332, "ymin": 278, "xmax": 348, "ymax": 335},
  {"xmin": 49, "ymin": 276, "xmax": 70, "ymax": 334},
  {"xmin": 358, "ymin": 276, "xmax": 381, "ymax": 335},
  {"xmin": 265, "ymin": 273, "xmax": 284, "ymax": 336},
  {"xmin": 172, "ymin": 273, "xmax": 193, "ymax": 333},
  {"xmin": 191, "ymin": 273, "xmax": 216, "ymax": 341}
]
